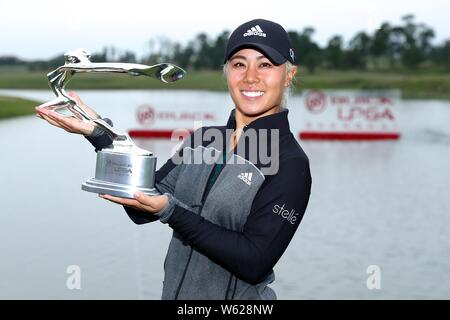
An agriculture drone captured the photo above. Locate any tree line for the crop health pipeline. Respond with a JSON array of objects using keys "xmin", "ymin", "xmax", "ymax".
[{"xmin": 1, "ymin": 14, "xmax": 449, "ymax": 73}]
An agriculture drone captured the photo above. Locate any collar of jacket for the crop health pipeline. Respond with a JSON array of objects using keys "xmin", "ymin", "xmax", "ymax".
[
  {"xmin": 214, "ymin": 107, "xmax": 292, "ymax": 173},
  {"xmin": 225, "ymin": 107, "xmax": 291, "ymax": 137}
]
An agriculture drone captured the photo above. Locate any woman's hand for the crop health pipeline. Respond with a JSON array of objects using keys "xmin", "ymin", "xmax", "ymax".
[
  {"xmin": 35, "ymin": 91, "xmax": 99, "ymax": 136},
  {"xmin": 99, "ymin": 192, "xmax": 169, "ymax": 214}
]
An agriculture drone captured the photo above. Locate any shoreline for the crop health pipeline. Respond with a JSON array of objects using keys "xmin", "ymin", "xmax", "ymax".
[
  {"xmin": 1, "ymin": 76, "xmax": 449, "ymax": 120},
  {"xmin": 0, "ymin": 96, "xmax": 41, "ymax": 120},
  {"xmin": 0, "ymin": 69, "xmax": 449, "ymax": 101}
]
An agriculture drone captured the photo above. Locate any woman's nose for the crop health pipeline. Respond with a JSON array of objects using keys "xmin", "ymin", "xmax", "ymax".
[{"xmin": 244, "ymin": 66, "xmax": 259, "ymax": 84}]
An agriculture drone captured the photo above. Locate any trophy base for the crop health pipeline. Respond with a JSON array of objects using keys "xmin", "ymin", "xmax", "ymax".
[
  {"xmin": 82, "ymin": 178, "xmax": 160, "ymax": 199},
  {"xmin": 81, "ymin": 147, "xmax": 159, "ymax": 199}
]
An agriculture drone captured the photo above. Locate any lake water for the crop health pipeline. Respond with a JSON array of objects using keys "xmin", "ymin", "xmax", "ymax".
[{"xmin": 0, "ymin": 89, "xmax": 449, "ymax": 299}]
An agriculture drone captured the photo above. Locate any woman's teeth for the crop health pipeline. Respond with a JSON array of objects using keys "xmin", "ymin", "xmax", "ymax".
[{"xmin": 242, "ymin": 91, "xmax": 264, "ymax": 97}]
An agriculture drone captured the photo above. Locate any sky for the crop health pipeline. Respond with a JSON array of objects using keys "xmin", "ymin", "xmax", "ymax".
[{"xmin": 1, "ymin": 0, "xmax": 449, "ymax": 60}]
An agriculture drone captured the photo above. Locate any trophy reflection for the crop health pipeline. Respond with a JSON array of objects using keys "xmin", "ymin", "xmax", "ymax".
[{"xmin": 37, "ymin": 48, "xmax": 186, "ymax": 198}]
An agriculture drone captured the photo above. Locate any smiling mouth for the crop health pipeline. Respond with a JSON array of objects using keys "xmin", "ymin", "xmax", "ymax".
[{"xmin": 241, "ymin": 91, "xmax": 265, "ymax": 98}]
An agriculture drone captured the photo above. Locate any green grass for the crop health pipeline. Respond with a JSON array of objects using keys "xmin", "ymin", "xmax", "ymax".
[
  {"xmin": 0, "ymin": 70, "xmax": 229, "ymax": 91},
  {"xmin": 0, "ymin": 69, "xmax": 450, "ymax": 100},
  {"xmin": 293, "ymin": 69, "xmax": 450, "ymax": 100},
  {"xmin": 0, "ymin": 96, "xmax": 41, "ymax": 119}
]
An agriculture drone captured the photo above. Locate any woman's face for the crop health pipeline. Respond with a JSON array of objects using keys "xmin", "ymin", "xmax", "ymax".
[{"xmin": 226, "ymin": 48, "xmax": 295, "ymax": 119}]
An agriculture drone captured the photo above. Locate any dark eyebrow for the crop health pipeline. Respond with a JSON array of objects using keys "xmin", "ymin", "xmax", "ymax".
[{"xmin": 229, "ymin": 54, "xmax": 267, "ymax": 61}]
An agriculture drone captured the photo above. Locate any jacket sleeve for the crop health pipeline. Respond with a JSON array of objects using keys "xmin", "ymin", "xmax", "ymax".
[
  {"xmin": 84, "ymin": 118, "xmax": 115, "ymax": 151},
  {"xmin": 158, "ymin": 156, "xmax": 312, "ymax": 285}
]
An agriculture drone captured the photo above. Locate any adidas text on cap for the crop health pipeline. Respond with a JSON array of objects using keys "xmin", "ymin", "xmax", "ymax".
[{"xmin": 224, "ymin": 19, "xmax": 295, "ymax": 65}]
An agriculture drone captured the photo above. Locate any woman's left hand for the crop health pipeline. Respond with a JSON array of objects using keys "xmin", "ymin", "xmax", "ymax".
[{"xmin": 99, "ymin": 192, "xmax": 168, "ymax": 213}]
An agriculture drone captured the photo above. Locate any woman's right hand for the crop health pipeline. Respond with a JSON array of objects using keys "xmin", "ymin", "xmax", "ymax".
[{"xmin": 35, "ymin": 91, "xmax": 99, "ymax": 136}]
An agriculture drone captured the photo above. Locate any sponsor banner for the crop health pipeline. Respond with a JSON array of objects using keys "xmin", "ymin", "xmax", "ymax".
[
  {"xmin": 129, "ymin": 103, "xmax": 221, "ymax": 138},
  {"xmin": 135, "ymin": 103, "xmax": 217, "ymax": 128},
  {"xmin": 297, "ymin": 90, "xmax": 401, "ymax": 140},
  {"xmin": 127, "ymin": 90, "xmax": 401, "ymax": 141}
]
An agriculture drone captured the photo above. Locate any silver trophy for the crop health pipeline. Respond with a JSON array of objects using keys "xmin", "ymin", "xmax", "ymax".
[{"xmin": 38, "ymin": 48, "xmax": 186, "ymax": 198}]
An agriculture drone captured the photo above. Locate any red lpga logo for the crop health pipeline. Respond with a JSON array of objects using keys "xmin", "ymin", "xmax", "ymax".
[{"xmin": 306, "ymin": 90, "xmax": 327, "ymax": 114}]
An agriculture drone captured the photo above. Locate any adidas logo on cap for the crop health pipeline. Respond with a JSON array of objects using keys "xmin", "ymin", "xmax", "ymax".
[{"xmin": 243, "ymin": 25, "xmax": 266, "ymax": 38}]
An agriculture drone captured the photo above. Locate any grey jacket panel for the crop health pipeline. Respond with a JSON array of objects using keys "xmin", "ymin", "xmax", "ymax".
[{"xmin": 160, "ymin": 146, "xmax": 272, "ymax": 299}]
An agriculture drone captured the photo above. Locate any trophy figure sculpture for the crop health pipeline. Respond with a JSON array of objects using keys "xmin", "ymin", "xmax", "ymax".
[{"xmin": 37, "ymin": 48, "xmax": 186, "ymax": 198}]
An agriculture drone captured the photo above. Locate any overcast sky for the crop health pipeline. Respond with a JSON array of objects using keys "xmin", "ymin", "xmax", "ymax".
[{"xmin": 1, "ymin": 0, "xmax": 449, "ymax": 60}]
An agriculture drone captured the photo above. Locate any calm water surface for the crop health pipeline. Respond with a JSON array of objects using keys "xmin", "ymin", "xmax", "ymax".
[{"xmin": 0, "ymin": 89, "xmax": 449, "ymax": 299}]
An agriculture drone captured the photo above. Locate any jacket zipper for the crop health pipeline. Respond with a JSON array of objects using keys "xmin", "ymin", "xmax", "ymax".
[
  {"xmin": 225, "ymin": 274, "xmax": 233, "ymax": 300},
  {"xmin": 174, "ymin": 244, "xmax": 195, "ymax": 299},
  {"xmin": 231, "ymin": 276, "xmax": 238, "ymax": 299}
]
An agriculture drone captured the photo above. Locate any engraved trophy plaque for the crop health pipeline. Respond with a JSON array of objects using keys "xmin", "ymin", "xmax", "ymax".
[{"xmin": 37, "ymin": 48, "xmax": 186, "ymax": 198}]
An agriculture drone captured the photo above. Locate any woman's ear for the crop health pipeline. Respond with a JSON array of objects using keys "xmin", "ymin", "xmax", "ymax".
[{"xmin": 285, "ymin": 66, "xmax": 298, "ymax": 87}]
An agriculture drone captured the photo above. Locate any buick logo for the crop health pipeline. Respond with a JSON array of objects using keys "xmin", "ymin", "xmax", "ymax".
[
  {"xmin": 137, "ymin": 104, "xmax": 155, "ymax": 125},
  {"xmin": 306, "ymin": 90, "xmax": 326, "ymax": 114}
]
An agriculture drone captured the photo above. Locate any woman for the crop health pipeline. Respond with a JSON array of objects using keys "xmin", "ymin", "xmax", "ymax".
[{"xmin": 36, "ymin": 18, "xmax": 312, "ymax": 300}]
